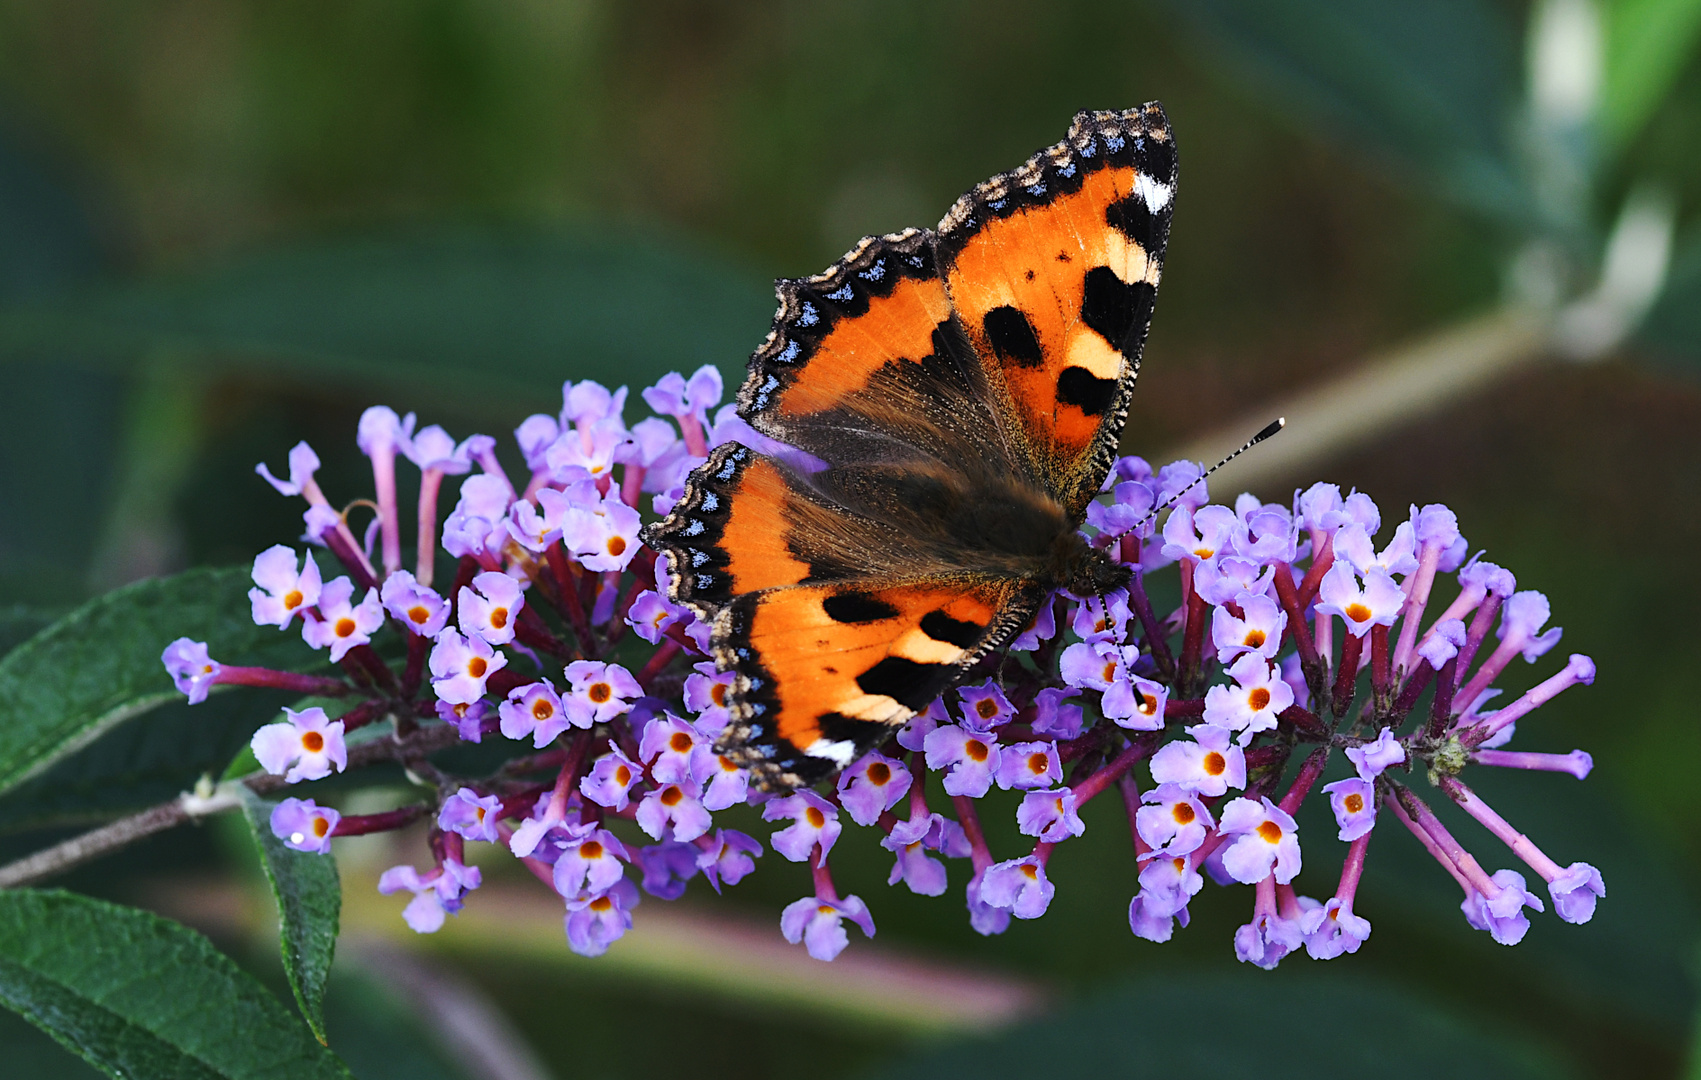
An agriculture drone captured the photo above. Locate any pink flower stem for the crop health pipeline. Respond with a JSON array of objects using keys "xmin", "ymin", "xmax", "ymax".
[
  {"xmin": 1439, "ymin": 776, "xmax": 1564, "ymax": 882},
  {"xmin": 1452, "ymin": 592, "xmax": 1504, "ymax": 692},
  {"xmin": 1165, "ymin": 697, "xmax": 1206, "ymax": 719},
  {"xmin": 1457, "ymin": 635, "xmax": 1525, "ymax": 720},
  {"xmin": 1470, "ymin": 748, "xmax": 1592, "ymax": 779},
  {"xmin": 349, "ymin": 644, "xmax": 399, "ymax": 695},
  {"xmin": 1457, "ymin": 657, "xmax": 1594, "ymax": 749},
  {"xmin": 1069, "ymin": 735, "xmax": 1155, "ymax": 807},
  {"xmin": 1272, "ymin": 561, "xmax": 1323, "ymax": 687},
  {"xmin": 338, "ymin": 698, "xmax": 391, "ymax": 733},
  {"xmin": 1117, "ymin": 772, "xmax": 1151, "ymax": 859},
  {"xmin": 1369, "ymin": 624, "xmax": 1392, "ymax": 710},
  {"xmin": 1390, "ymin": 542, "xmax": 1443, "ymax": 675},
  {"xmin": 1424, "ymin": 654, "xmax": 1461, "ymax": 738},
  {"xmin": 1391, "ymin": 657, "xmax": 1435, "ymax": 719},
  {"xmin": 1336, "ymin": 828, "xmax": 1372, "ymax": 905},
  {"xmin": 401, "ymin": 632, "xmax": 429, "ymax": 698},
  {"xmin": 810, "ymin": 844, "xmax": 839, "ymax": 901},
  {"xmin": 370, "ymin": 447, "xmax": 401, "ymax": 576},
  {"xmin": 636, "ymin": 638, "xmax": 683, "ymax": 691},
  {"xmin": 331, "ymin": 804, "xmax": 425, "ymax": 837},
  {"xmin": 1277, "ymin": 747, "xmax": 1329, "ymax": 816},
  {"xmin": 516, "ymin": 608, "xmax": 571, "ymax": 659},
  {"xmin": 950, "ymin": 794, "xmax": 993, "ymax": 874},
  {"xmin": 1126, "ymin": 568, "xmax": 1175, "ymax": 676},
  {"xmin": 214, "ymin": 666, "xmax": 350, "ymax": 697},
  {"xmin": 1394, "ymin": 785, "xmax": 1499, "ymax": 898},
  {"xmin": 1387, "ymin": 791, "xmax": 1473, "ymax": 895},
  {"xmin": 1177, "ymin": 573, "xmax": 1209, "ymax": 693},
  {"xmin": 1296, "ymin": 531, "xmax": 1335, "ymax": 608},
  {"xmin": 415, "ymin": 467, "xmax": 445, "ymax": 586},
  {"xmin": 321, "ymin": 525, "xmax": 379, "ymax": 590},
  {"xmin": 679, "ymin": 414, "xmax": 709, "ymax": 458},
  {"xmin": 908, "ymin": 754, "xmax": 931, "ymax": 820},
  {"xmin": 545, "ymin": 546, "xmax": 596, "ymax": 654},
  {"xmin": 1331, "ymin": 631, "xmax": 1363, "ymax": 718}
]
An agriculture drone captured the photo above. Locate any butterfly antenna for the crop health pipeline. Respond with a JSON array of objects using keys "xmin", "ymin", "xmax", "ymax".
[{"xmin": 1136, "ymin": 417, "xmax": 1285, "ymax": 529}]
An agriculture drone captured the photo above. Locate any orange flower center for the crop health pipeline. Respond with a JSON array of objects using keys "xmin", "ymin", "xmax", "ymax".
[
  {"xmin": 334, "ymin": 617, "xmax": 357, "ymax": 638},
  {"xmin": 867, "ymin": 762, "xmax": 891, "ymax": 785},
  {"xmin": 1257, "ymin": 820, "xmax": 1283, "ymax": 843},
  {"xmin": 1248, "ymin": 687, "xmax": 1271, "ymax": 711},
  {"xmin": 490, "ymin": 607, "xmax": 508, "ymax": 630},
  {"xmin": 312, "ymin": 817, "xmax": 330, "ymax": 837},
  {"xmin": 581, "ymin": 841, "xmax": 604, "ymax": 860},
  {"xmin": 1344, "ymin": 792, "xmax": 1365, "ymax": 814},
  {"xmin": 1028, "ymin": 753, "xmax": 1049, "ymax": 774},
  {"xmin": 965, "ymin": 739, "xmax": 989, "ymax": 762},
  {"xmin": 660, "ymin": 786, "xmax": 683, "ymax": 806},
  {"xmin": 1242, "ymin": 629, "xmax": 1265, "ymax": 649},
  {"xmin": 588, "ymin": 683, "xmax": 612, "ymax": 704},
  {"xmin": 976, "ymin": 699, "xmax": 999, "ymax": 720},
  {"xmin": 805, "ymin": 806, "xmax": 826, "ymax": 828},
  {"xmin": 710, "ymin": 683, "xmax": 728, "ymax": 706},
  {"xmin": 467, "ymin": 656, "xmax": 488, "ymax": 678},
  {"xmin": 1345, "ymin": 603, "xmax": 1371, "ymax": 623},
  {"xmin": 1172, "ymin": 803, "xmax": 1195, "ymax": 825},
  {"xmin": 669, "ymin": 732, "xmax": 693, "ymax": 752},
  {"xmin": 607, "ymin": 536, "xmax": 628, "ymax": 556},
  {"xmin": 531, "ymin": 698, "xmax": 555, "ymax": 721},
  {"xmin": 1203, "ymin": 751, "xmax": 1226, "ymax": 776},
  {"xmin": 301, "ymin": 731, "xmax": 325, "ymax": 753},
  {"xmin": 614, "ymin": 765, "xmax": 632, "ymax": 786},
  {"xmin": 283, "ymin": 589, "xmax": 303, "ymax": 610},
  {"xmin": 1020, "ymin": 863, "xmax": 1039, "ymax": 880},
  {"xmin": 408, "ymin": 605, "xmax": 430, "ymax": 624},
  {"xmin": 590, "ymin": 896, "xmax": 613, "ymax": 912}
]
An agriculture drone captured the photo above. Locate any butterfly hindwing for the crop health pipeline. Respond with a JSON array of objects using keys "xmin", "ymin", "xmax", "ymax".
[
  {"xmin": 712, "ymin": 576, "xmax": 1039, "ymax": 788},
  {"xmin": 936, "ymin": 104, "xmax": 1175, "ymax": 516}
]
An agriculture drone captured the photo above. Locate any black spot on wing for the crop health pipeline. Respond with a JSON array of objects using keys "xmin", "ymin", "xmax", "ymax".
[
  {"xmin": 983, "ymin": 306, "xmax": 1045, "ymax": 369},
  {"xmin": 1135, "ymin": 132, "xmax": 1178, "ymax": 186},
  {"xmin": 1105, "ymin": 193, "xmax": 1155, "ymax": 249},
  {"xmin": 823, "ymin": 591, "xmax": 901, "ymax": 624},
  {"xmin": 1057, "ymin": 366, "xmax": 1118, "ymax": 416},
  {"xmin": 856, "ymin": 656, "xmax": 951, "ymax": 711},
  {"xmin": 1080, "ymin": 266, "xmax": 1156, "ymax": 354},
  {"xmin": 920, "ymin": 609, "xmax": 983, "ymax": 649},
  {"xmin": 816, "ymin": 711, "xmax": 895, "ymax": 748}
]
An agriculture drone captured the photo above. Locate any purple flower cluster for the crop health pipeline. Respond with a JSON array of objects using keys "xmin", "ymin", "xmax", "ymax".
[{"xmin": 162, "ymin": 370, "xmax": 1605, "ymax": 966}]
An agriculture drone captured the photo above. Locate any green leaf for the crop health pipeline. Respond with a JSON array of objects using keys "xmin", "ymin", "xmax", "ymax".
[
  {"xmin": 864, "ymin": 970, "xmax": 1575, "ymax": 1080},
  {"xmin": 0, "ymin": 224, "xmax": 773, "ymax": 404},
  {"xmin": 1602, "ymin": 0, "xmax": 1701, "ymax": 151},
  {"xmin": 1167, "ymin": 0, "xmax": 1527, "ymax": 225},
  {"xmin": 0, "ymin": 889, "xmax": 351, "ymax": 1080},
  {"xmin": 0, "ymin": 606, "xmax": 57, "ymax": 660},
  {"xmin": 0, "ymin": 565, "xmax": 309, "ymax": 800},
  {"xmin": 239, "ymin": 787, "xmax": 341, "ymax": 1046}
]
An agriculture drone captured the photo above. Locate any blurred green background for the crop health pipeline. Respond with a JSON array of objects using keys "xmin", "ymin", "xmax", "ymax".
[{"xmin": 2, "ymin": 1, "xmax": 1700, "ymax": 1077}]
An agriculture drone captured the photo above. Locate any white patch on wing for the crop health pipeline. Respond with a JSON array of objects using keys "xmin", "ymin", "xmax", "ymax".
[
  {"xmin": 805, "ymin": 737, "xmax": 857, "ymax": 765},
  {"xmin": 1135, "ymin": 172, "xmax": 1173, "ymax": 212}
]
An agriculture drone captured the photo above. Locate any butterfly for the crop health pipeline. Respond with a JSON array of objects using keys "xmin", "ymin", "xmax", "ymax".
[{"xmin": 644, "ymin": 104, "xmax": 1176, "ymax": 790}]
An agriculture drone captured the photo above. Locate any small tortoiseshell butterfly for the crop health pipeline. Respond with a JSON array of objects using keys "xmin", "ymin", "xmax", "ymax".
[{"xmin": 645, "ymin": 103, "xmax": 1176, "ymax": 790}]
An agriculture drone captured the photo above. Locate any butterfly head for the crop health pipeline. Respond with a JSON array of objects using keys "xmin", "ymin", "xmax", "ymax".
[{"xmin": 1054, "ymin": 533, "xmax": 1132, "ymax": 599}]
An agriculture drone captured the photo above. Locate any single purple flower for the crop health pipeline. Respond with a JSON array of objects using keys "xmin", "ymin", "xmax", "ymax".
[
  {"xmin": 563, "ymin": 660, "xmax": 642, "ymax": 724},
  {"xmin": 966, "ymin": 870, "xmax": 1013, "ymax": 936},
  {"xmin": 1009, "ymin": 594, "xmax": 1059, "ymax": 651},
  {"xmin": 1462, "ymin": 868, "xmax": 1545, "ymax": 945},
  {"xmin": 499, "ymin": 679, "xmax": 576, "ymax": 747},
  {"xmin": 683, "ymin": 661, "xmax": 735, "ymax": 733},
  {"xmin": 438, "ymin": 787, "xmax": 503, "ymax": 843},
  {"xmin": 1071, "ymin": 590, "xmax": 1131, "ymax": 643},
  {"xmin": 378, "ymin": 858, "xmax": 481, "ymax": 934},
  {"xmin": 380, "ymin": 570, "xmax": 449, "ymax": 637},
  {"xmin": 627, "ymin": 589, "xmax": 686, "ymax": 644},
  {"xmin": 699, "ymin": 750, "xmax": 750, "ymax": 812},
  {"xmin": 1136, "ymin": 784, "xmax": 1214, "ymax": 856},
  {"xmin": 252, "ymin": 706, "xmax": 348, "ymax": 784},
  {"xmin": 1324, "ymin": 778, "xmax": 1377, "ymax": 841},
  {"xmin": 1210, "ymin": 592, "xmax": 1286, "ymax": 665},
  {"xmin": 642, "ymin": 365, "xmax": 723, "ymax": 420},
  {"xmin": 1302, "ymin": 896, "xmax": 1373, "ymax": 960},
  {"xmin": 780, "ymin": 893, "xmax": 875, "ymax": 961},
  {"xmin": 1194, "ymin": 555, "xmax": 1276, "ymax": 606},
  {"xmin": 977, "ymin": 857, "xmax": 1055, "ymax": 919},
  {"xmin": 635, "ymin": 779, "xmax": 713, "ymax": 843},
  {"xmin": 1548, "ymin": 862, "xmax": 1605, "ymax": 924},
  {"xmin": 301, "ymin": 576, "xmax": 384, "ymax": 662},
  {"xmin": 1148, "ymin": 724, "xmax": 1245, "ymax": 796},
  {"xmin": 1235, "ymin": 904, "xmax": 1307, "ymax": 970},
  {"xmin": 580, "ymin": 744, "xmax": 643, "ymax": 811},
  {"xmin": 1346, "ymin": 727, "xmax": 1406, "ymax": 780},
  {"xmin": 456, "ymin": 571, "xmax": 525, "ymax": 647},
  {"xmin": 958, "ymin": 680, "xmax": 1015, "ymax": 729},
  {"xmin": 924, "ymin": 724, "xmax": 1002, "ymax": 798},
  {"xmin": 882, "ymin": 814, "xmax": 959, "ymax": 896},
  {"xmin": 1315, "ymin": 563, "xmax": 1405, "ymax": 638},
  {"xmin": 897, "ymin": 698, "xmax": 949, "ymax": 752},
  {"xmin": 1031, "ymin": 687, "xmax": 1085, "ymax": 739},
  {"xmin": 1202, "ymin": 652, "xmax": 1293, "ymax": 745},
  {"xmin": 270, "ymin": 798, "xmax": 340, "ymax": 854},
  {"xmin": 1218, "ymin": 796, "xmax": 1302, "ymax": 884},
  {"xmin": 996, "ymin": 741, "xmax": 1062, "ymax": 791},
  {"xmin": 438, "ymin": 699, "xmax": 494, "ymax": 743},
  {"xmin": 697, "ymin": 829, "xmax": 763, "ymax": 891},
  {"xmin": 564, "ymin": 877, "xmax": 639, "ymax": 957},
  {"xmin": 1161, "ymin": 503, "xmax": 1237, "ymax": 564},
  {"xmin": 249, "ymin": 545, "xmax": 322, "ymax": 628},
  {"xmin": 1016, "ymin": 789, "xmax": 1086, "ymax": 842},
  {"xmin": 636, "ymin": 841, "xmax": 700, "ymax": 900},
  {"xmin": 763, "ymin": 790, "xmax": 841, "ymax": 861},
  {"xmin": 162, "ymin": 638, "xmax": 220, "ymax": 704},
  {"xmin": 552, "ymin": 828, "xmax": 631, "ymax": 899},
  {"xmin": 638, "ymin": 713, "xmax": 713, "ymax": 786},
  {"xmin": 429, "ymin": 628, "xmax": 507, "ymax": 705},
  {"xmin": 837, "ymin": 752, "xmax": 912, "ymax": 826},
  {"xmin": 1333, "ymin": 520, "xmax": 1418, "ymax": 578},
  {"xmin": 256, "ymin": 441, "xmax": 322, "ymax": 498},
  {"xmin": 562, "ymin": 493, "xmax": 643, "ymax": 572}
]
